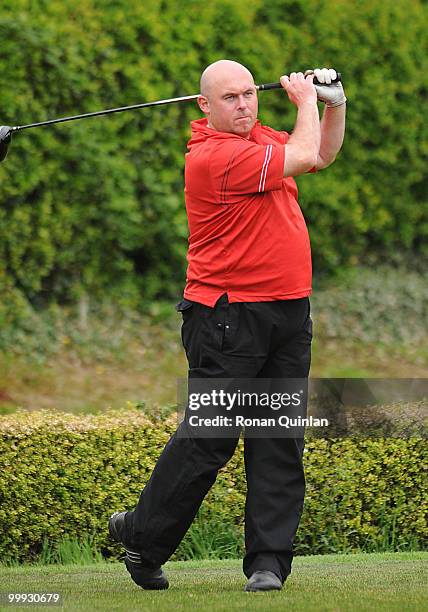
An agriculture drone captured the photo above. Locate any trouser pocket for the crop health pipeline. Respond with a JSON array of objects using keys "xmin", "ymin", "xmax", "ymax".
[
  {"xmin": 205, "ymin": 294, "xmax": 230, "ymax": 352},
  {"xmin": 176, "ymin": 298, "xmax": 194, "ymax": 315}
]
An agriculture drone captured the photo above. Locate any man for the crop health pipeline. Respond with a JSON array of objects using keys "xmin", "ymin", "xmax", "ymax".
[{"xmin": 109, "ymin": 60, "xmax": 346, "ymax": 592}]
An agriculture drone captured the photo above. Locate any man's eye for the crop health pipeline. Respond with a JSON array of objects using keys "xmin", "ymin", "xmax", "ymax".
[
  {"xmin": 245, "ymin": 92, "xmax": 253, "ymax": 97},
  {"xmin": 225, "ymin": 95, "xmax": 235, "ymax": 100}
]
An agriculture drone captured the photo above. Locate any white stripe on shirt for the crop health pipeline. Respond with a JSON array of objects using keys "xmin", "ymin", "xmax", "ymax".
[{"xmin": 258, "ymin": 145, "xmax": 273, "ymax": 192}]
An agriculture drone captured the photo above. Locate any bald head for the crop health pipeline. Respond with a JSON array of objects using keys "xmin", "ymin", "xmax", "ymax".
[
  {"xmin": 200, "ymin": 60, "xmax": 255, "ymax": 98},
  {"xmin": 197, "ymin": 60, "xmax": 258, "ymax": 138}
]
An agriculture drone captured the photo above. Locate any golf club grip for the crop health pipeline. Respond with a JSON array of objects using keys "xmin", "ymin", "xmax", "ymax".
[{"xmin": 258, "ymin": 73, "xmax": 342, "ymax": 90}]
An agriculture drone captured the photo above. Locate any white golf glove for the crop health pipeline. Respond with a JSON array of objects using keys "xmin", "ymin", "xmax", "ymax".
[{"xmin": 307, "ymin": 68, "xmax": 347, "ymax": 108}]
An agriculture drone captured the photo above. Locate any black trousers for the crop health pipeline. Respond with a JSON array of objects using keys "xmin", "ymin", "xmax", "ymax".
[{"xmin": 125, "ymin": 294, "xmax": 312, "ymax": 582}]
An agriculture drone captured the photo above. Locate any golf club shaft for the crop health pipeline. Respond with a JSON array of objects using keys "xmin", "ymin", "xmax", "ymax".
[
  {"xmin": 258, "ymin": 72, "xmax": 342, "ymax": 91},
  {"xmin": 11, "ymin": 72, "xmax": 342, "ymax": 133},
  {"xmin": 11, "ymin": 94, "xmax": 200, "ymax": 133}
]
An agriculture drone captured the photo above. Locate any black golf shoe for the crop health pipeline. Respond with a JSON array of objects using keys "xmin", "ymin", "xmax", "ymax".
[
  {"xmin": 109, "ymin": 511, "xmax": 169, "ymax": 590},
  {"xmin": 244, "ymin": 570, "xmax": 283, "ymax": 592}
]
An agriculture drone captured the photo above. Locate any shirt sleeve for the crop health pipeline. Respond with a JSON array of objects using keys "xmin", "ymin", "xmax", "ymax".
[
  {"xmin": 209, "ymin": 140, "xmax": 285, "ymax": 204},
  {"xmin": 264, "ymin": 127, "xmax": 317, "ymax": 173}
]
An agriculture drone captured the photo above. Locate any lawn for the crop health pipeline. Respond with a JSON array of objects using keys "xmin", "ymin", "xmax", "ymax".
[
  {"xmin": 1, "ymin": 552, "xmax": 426, "ymax": 611},
  {"xmin": 0, "ymin": 264, "xmax": 426, "ymax": 415},
  {"xmin": 0, "ymin": 316, "xmax": 426, "ymax": 416}
]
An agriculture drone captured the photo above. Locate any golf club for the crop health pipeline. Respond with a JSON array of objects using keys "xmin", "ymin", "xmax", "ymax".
[{"xmin": 0, "ymin": 71, "xmax": 341, "ymax": 163}]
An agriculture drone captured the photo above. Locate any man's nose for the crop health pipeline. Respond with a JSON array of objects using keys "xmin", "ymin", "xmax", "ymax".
[{"xmin": 236, "ymin": 95, "xmax": 248, "ymax": 109}]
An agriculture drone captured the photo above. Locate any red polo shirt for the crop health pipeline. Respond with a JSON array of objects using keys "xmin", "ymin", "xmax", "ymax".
[{"xmin": 183, "ymin": 118, "xmax": 312, "ymax": 307}]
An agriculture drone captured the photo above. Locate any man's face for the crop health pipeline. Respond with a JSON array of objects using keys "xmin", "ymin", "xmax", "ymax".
[{"xmin": 198, "ymin": 70, "xmax": 258, "ymax": 138}]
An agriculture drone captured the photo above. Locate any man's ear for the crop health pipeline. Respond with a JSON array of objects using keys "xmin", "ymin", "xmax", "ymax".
[{"xmin": 197, "ymin": 95, "xmax": 209, "ymax": 114}]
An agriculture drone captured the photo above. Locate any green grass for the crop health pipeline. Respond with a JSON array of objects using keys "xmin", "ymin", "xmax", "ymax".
[
  {"xmin": 38, "ymin": 536, "xmax": 104, "ymax": 566},
  {"xmin": 0, "ymin": 553, "xmax": 427, "ymax": 611},
  {"xmin": 0, "ymin": 264, "xmax": 426, "ymax": 414},
  {"xmin": 0, "ymin": 312, "xmax": 426, "ymax": 416}
]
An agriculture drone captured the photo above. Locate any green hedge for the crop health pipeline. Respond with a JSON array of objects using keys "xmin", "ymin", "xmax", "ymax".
[
  {"xmin": 0, "ymin": 410, "xmax": 426, "ymax": 563},
  {"xmin": 0, "ymin": 0, "xmax": 427, "ymax": 307}
]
